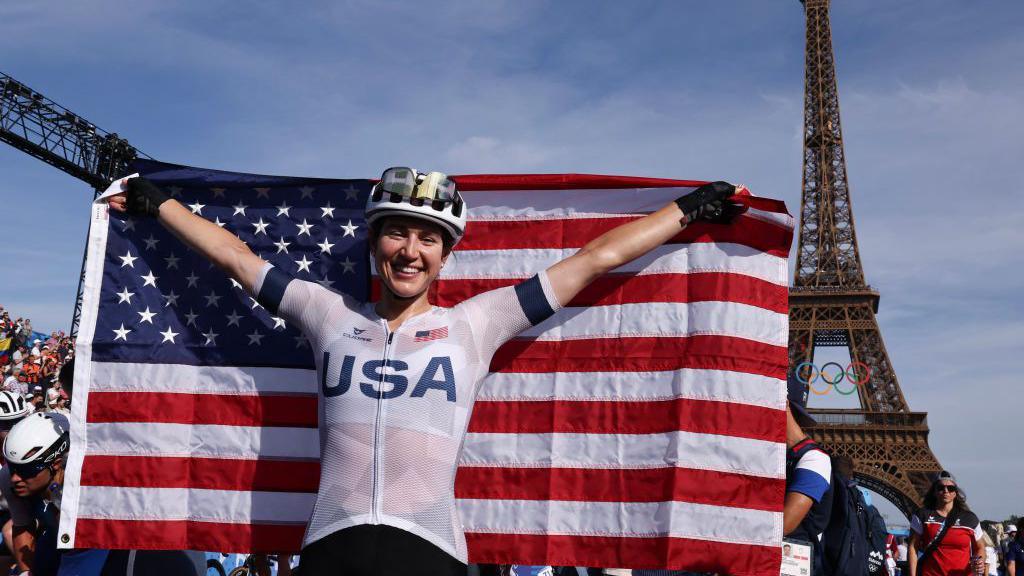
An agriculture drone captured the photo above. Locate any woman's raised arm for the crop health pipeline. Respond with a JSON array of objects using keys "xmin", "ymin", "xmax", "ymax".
[
  {"xmin": 107, "ymin": 177, "xmax": 268, "ymax": 294},
  {"xmin": 545, "ymin": 181, "xmax": 742, "ymax": 306}
]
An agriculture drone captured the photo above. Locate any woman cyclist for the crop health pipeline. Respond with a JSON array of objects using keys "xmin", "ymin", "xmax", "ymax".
[{"xmin": 107, "ymin": 168, "xmax": 742, "ymax": 576}]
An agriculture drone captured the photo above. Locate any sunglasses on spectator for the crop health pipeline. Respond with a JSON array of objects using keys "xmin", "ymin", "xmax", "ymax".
[{"xmin": 936, "ymin": 484, "xmax": 958, "ymax": 493}]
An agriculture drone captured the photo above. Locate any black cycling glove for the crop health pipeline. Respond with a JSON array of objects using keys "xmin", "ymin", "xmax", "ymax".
[
  {"xmin": 125, "ymin": 177, "xmax": 170, "ymax": 218},
  {"xmin": 674, "ymin": 181, "xmax": 745, "ymax": 224}
]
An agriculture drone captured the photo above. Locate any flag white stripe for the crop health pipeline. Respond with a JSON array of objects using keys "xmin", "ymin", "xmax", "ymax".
[
  {"xmin": 441, "ymin": 242, "xmax": 787, "ymax": 285},
  {"xmin": 525, "ymin": 301, "xmax": 787, "ymax": 346},
  {"xmin": 477, "ymin": 369, "xmax": 785, "ymax": 408},
  {"xmin": 87, "ymin": 362, "xmax": 316, "ymax": 395},
  {"xmin": 85, "ymin": 422, "xmax": 320, "ymax": 460},
  {"xmin": 77, "ymin": 486, "xmax": 314, "ymax": 524},
  {"xmin": 458, "ymin": 498, "xmax": 782, "ymax": 546},
  {"xmin": 460, "ymin": 431, "xmax": 784, "ymax": 478},
  {"xmin": 462, "ymin": 187, "xmax": 696, "ymax": 218},
  {"xmin": 88, "ymin": 362, "xmax": 784, "ymax": 407}
]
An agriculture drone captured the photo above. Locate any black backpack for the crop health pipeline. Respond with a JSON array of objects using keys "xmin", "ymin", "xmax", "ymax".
[
  {"xmin": 865, "ymin": 504, "xmax": 889, "ymax": 576},
  {"xmin": 820, "ymin": 465, "xmax": 870, "ymax": 576}
]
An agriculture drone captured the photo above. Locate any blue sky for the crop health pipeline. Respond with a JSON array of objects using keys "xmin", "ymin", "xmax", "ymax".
[{"xmin": 2, "ymin": 1, "xmax": 1021, "ymax": 522}]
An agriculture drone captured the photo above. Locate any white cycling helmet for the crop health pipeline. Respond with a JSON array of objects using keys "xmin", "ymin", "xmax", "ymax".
[
  {"xmin": 365, "ymin": 167, "xmax": 468, "ymax": 244},
  {"xmin": 3, "ymin": 412, "xmax": 70, "ymax": 474},
  {"xmin": 0, "ymin": 391, "xmax": 30, "ymax": 423}
]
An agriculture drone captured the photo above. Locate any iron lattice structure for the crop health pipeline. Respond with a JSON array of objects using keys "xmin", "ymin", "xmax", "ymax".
[
  {"xmin": 792, "ymin": 0, "xmax": 943, "ymax": 517},
  {"xmin": 1, "ymin": 71, "xmax": 145, "ymax": 335}
]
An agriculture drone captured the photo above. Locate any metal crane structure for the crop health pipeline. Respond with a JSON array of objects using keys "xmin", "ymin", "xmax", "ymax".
[
  {"xmin": 792, "ymin": 0, "xmax": 944, "ymax": 516},
  {"xmin": 1, "ymin": 71, "xmax": 147, "ymax": 334}
]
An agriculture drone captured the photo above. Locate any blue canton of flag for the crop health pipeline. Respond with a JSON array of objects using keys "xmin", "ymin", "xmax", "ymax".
[{"xmin": 91, "ymin": 160, "xmax": 372, "ymax": 368}]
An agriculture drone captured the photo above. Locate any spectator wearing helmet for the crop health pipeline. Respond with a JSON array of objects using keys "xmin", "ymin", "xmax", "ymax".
[
  {"xmin": 0, "ymin": 390, "xmax": 33, "ymax": 568},
  {"xmin": 0, "ymin": 412, "xmax": 70, "ymax": 576}
]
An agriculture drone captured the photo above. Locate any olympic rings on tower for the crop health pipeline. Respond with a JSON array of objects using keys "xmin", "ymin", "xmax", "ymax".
[{"xmin": 793, "ymin": 361, "xmax": 871, "ymax": 396}]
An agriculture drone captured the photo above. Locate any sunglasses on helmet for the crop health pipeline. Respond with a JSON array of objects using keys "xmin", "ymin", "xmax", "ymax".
[{"xmin": 372, "ymin": 167, "xmax": 464, "ymax": 217}]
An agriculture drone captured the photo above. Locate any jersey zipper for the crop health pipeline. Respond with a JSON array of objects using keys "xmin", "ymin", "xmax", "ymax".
[{"xmin": 371, "ymin": 325, "xmax": 394, "ymax": 524}]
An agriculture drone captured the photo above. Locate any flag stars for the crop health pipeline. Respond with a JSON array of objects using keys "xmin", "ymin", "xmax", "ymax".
[
  {"xmin": 214, "ymin": 217, "xmax": 227, "ymax": 228},
  {"xmin": 341, "ymin": 220, "xmax": 358, "ymax": 237},
  {"xmin": 320, "ymin": 202, "xmax": 335, "ymax": 218},
  {"xmin": 142, "ymin": 235, "xmax": 160, "ymax": 251},
  {"xmin": 225, "ymin": 310, "xmax": 243, "ymax": 327},
  {"xmin": 296, "ymin": 219, "xmax": 315, "ymax": 237},
  {"xmin": 112, "ymin": 324, "xmax": 132, "ymax": 341},
  {"xmin": 247, "ymin": 330, "xmax": 265, "ymax": 346},
  {"xmin": 249, "ymin": 297, "xmax": 262, "ymax": 310},
  {"xmin": 340, "ymin": 257, "xmax": 356, "ymax": 274},
  {"xmin": 211, "ymin": 188, "xmax": 226, "ymax": 198},
  {"xmin": 184, "ymin": 309, "xmax": 200, "ymax": 327},
  {"xmin": 163, "ymin": 290, "xmax": 180, "ymax": 307},
  {"xmin": 137, "ymin": 307, "xmax": 157, "ymax": 324},
  {"xmin": 232, "ymin": 202, "xmax": 248, "ymax": 217},
  {"xmin": 188, "ymin": 201, "xmax": 206, "ymax": 215},
  {"xmin": 185, "ymin": 271, "xmax": 200, "ymax": 289},
  {"xmin": 164, "ymin": 253, "xmax": 180, "ymax": 270},
  {"xmin": 160, "ymin": 326, "xmax": 179, "ymax": 344},
  {"xmin": 271, "ymin": 316, "xmax": 287, "ymax": 330},
  {"xmin": 252, "ymin": 218, "xmax": 270, "ymax": 235},
  {"xmin": 317, "ymin": 238, "xmax": 335, "ymax": 254},
  {"xmin": 255, "ymin": 188, "xmax": 271, "ymax": 199},
  {"xmin": 122, "ymin": 218, "xmax": 136, "ymax": 232},
  {"xmin": 141, "ymin": 271, "xmax": 159, "ymax": 288},
  {"xmin": 119, "ymin": 251, "xmax": 138, "ymax": 268},
  {"xmin": 344, "ymin": 185, "xmax": 360, "ymax": 201},
  {"xmin": 317, "ymin": 278, "xmax": 335, "ymax": 289},
  {"xmin": 116, "ymin": 287, "xmax": 135, "ymax": 305},
  {"xmin": 167, "ymin": 186, "xmax": 183, "ymax": 199},
  {"xmin": 294, "ymin": 335, "xmax": 310, "ymax": 348},
  {"xmin": 204, "ymin": 291, "xmax": 223, "ymax": 307},
  {"xmin": 295, "ymin": 255, "xmax": 313, "ymax": 273},
  {"xmin": 299, "ymin": 186, "xmax": 315, "ymax": 199},
  {"xmin": 202, "ymin": 328, "xmax": 219, "ymax": 346},
  {"xmin": 274, "ymin": 237, "xmax": 291, "ymax": 254},
  {"xmin": 276, "ymin": 202, "xmax": 292, "ymax": 217},
  {"xmin": 229, "ymin": 278, "xmax": 243, "ymax": 290}
]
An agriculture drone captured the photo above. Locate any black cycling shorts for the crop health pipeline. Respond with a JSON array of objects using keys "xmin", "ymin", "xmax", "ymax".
[{"xmin": 299, "ymin": 524, "xmax": 467, "ymax": 576}]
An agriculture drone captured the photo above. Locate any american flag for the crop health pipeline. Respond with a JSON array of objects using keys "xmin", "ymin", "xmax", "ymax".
[{"xmin": 61, "ymin": 160, "xmax": 793, "ymax": 576}]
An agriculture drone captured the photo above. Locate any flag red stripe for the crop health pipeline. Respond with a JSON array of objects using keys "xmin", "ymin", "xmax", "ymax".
[
  {"xmin": 73, "ymin": 518, "xmax": 305, "ymax": 554},
  {"xmin": 80, "ymin": 455, "xmax": 320, "ymax": 492},
  {"xmin": 459, "ymin": 216, "xmax": 791, "ymax": 256},
  {"xmin": 455, "ymin": 466, "xmax": 784, "ymax": 511},
  {"xmin": 86, "ymin": 391, "xmax": 318, "ymax": 428},
  {"xmin": 465, "ymin": 532, "xmax": 779, "ymax": 576},
  {"xmin": 491, "ymin": 335, "xmax": 787, "ymax": 378},
  {"xmin": 424, "ymin": 272, "xmax": 788, "ymax": 313},
  {"xmin": 452, "ymin": 173, "xmax": 706, "ymax": 190},
  {"xmin": 468, "ymin": 398, "xmax": 784, "ymax": 442}
]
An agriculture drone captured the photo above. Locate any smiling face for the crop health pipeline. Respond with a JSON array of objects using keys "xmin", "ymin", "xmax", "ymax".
[{"xmin": 372, "ymin": 216, "xmax": 451, "ymax": 301}]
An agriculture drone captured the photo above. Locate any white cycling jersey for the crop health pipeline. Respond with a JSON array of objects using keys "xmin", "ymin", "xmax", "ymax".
[{"xmin": 255, "ymin": 264, "xmax": 561, "ymax": 563}]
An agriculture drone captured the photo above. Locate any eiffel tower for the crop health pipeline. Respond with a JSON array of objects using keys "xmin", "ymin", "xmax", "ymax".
[{"xmin": 790, "ymin": 0, "xmax": 943, "ymax": 517}]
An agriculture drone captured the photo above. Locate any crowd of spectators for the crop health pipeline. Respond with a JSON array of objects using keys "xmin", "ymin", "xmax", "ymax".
[{"xmin": 0, "ymin": 304, "xmax": 74, "ymax": 416}]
